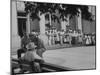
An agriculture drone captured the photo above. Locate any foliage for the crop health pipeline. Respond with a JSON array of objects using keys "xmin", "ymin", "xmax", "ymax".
[{"xmin": 24, "ymin": 1, "xmax": 93, "ymax": 21}]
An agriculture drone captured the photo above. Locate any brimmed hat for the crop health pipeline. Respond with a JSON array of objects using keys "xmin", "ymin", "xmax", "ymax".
[
  {"xmin": 26, "ymin": 42, "xmax": 37, "ymax": 50},
  {"xmin": 29, "ymin": 32, "xmax": 37, "ymax": 37}
]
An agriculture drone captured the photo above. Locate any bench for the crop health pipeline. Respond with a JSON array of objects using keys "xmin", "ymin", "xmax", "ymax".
[{"xmin": 11, "ymin": 58, "xmax": 73, "ymax": 74}]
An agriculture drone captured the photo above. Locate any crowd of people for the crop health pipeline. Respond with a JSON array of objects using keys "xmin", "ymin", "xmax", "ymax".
[
  {"xmin": 45, "ymin": 29, "xmax": 96, "ymax": 46},
  {"xmin": 83, "ymin": 34, "xmax": 96, "ymax": 46}
]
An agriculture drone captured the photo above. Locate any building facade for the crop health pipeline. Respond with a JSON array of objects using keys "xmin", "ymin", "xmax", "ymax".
[{"xmin": 11, "ymin": 0, "xmax": 96, "ymax": 52}]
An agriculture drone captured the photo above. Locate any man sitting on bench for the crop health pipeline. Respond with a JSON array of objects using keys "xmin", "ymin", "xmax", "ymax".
[
  {"xmin": 17, "ymin": 31, "xmax": 46, "ymax": 73},
  {"xmin": 19, "ymin": 41, "xmax": 44, "ymax": 73}
]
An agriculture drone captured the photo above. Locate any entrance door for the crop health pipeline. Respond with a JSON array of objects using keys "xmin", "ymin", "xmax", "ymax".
[{"xmin": 18, "ymin": 18, "xmax": 26, "ymax": 38}]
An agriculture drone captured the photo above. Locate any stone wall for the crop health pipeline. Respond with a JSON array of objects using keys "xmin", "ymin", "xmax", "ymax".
[
  {"xmin": 82, "ymin": 19, "xmax": 96, "ymax": 34},
  {"xmin": 30, "ymin": 19, "xmax": 40, "ymax": 32},
  {"xmin": 69, "ymin": 16, "xmax": 77, "ymax": 30}
]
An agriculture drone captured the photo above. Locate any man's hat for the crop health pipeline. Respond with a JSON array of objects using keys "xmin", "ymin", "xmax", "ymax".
[
  {"xmin": 26, "ymin": 42, "xmax": 37, "ymax": 50},
  {"xmin": 29, "ymin": 31, "xmax": 37, "ymax": 36}
]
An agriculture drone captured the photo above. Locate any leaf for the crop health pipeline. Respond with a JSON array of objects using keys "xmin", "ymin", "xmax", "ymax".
[{"xmin": 24, "ymin": 2, "xmax": 93, "ymax": 21}]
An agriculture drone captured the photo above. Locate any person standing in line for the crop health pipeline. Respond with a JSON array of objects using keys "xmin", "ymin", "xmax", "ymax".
[
  {"xmin": 63, "ymin": 35, "xmax": 67, "ymax": 44},
  {"xmin": 78, "ymin": 35, "xmax": 83, "ymax": 45},
  {"xmin": 92, "ymin": 34, "xmax": 96, "ymax": 45},
  {"xmin": 83, "ymin": 34, "xmax": 86, "ymax": 45},
  {"xmin": 56, "ymin": 32, "xmax": 60, "ymax": 44},
  {"xmin": 69, "ymin": 35, "xmax": 72, "ymax": 45},
  {"xmin": 88, "ymin": 35, "xmax": 92, "ymax": 45},
  {"xmin": 86, "ymin": 35, "xmax": 90, "ymax": 46},
  {"xmin": 83, "ymin": 34, "xmax": 87, "ymax": 45},
  {"xmin": 48, "ymin": 30, "xmax": 52, "ymax": 45}
]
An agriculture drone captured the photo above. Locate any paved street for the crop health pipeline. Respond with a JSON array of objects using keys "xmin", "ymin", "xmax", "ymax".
[{"xmin": 12, "ymin": 46, "xmax": 96, "ymax": 70}]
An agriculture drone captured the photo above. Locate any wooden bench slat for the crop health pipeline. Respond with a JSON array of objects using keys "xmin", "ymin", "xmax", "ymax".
[
  {"xmin": 42, "ymin": 67, "xmax": 56, "ymax": 72},
  {"xmin": 11, "ymin": 58, "xmax": 73, "ymax": 73}
]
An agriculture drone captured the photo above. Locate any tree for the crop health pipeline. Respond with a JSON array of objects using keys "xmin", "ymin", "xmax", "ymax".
[
  {"xmin": 59, "ymin": 4, "xmax": 93, "ymax": 21},
  {"xmin": 24, "ymin": 1, "xmax": 93, "ymax": 30},
  {"xmin": 24, "ymin": 2, "xmax": 93, "ymax": 20}
]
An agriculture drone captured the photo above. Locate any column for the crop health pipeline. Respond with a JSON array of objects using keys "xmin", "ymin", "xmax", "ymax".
[
  {"xmin": 49, "ymin": 13, "xmax": 52, "ymax": 26},
  {"xmin": 39, "ymin": 12, "xmax": 48, "ymax": 45},
  {"xmin": 77, "ymin": 8, "xmax": 82, "ymax": 33},
  {"xmin": 26, "ymin": 13, "xmax": 30, "ymax": 34},
  {"xmin": 11, "ymin": 0, "xmax": 21, "ymax": 52},
  {"xmin": 66, "ymin": 15, "xmax": 70, "ymax": 26},
  {"xmin": 39, "ymin": 13, "xmax": 46, "ymax": 34}
]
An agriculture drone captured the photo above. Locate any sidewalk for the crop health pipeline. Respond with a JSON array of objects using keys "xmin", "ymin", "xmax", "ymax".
[
  {"xmin": 12, "ymin": 46, "xmax": 95, "ymax": 70},
  {"xmin": 11, "ymin": 44, "xmax": 71, "ymax": 55},
  {"xmin": 45, "ymin": 44, "xmax": 71, "ymax": 50},
  {"xmin": 11, "ymin": 43, "xmax": 95, "ymax": 55},
  {"xmin": 45, "ymin": 43, "xmax": 95, "ymax": 50}
]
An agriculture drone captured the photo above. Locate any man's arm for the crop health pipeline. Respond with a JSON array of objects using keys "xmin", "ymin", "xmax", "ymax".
[
  {"xmin": 21, "ymin": 38, "xmax": 23, "ymax": 48},
  {"xmin": 40, "ymin": 39, "xmax": 46, "ymax": 52},
  {"xmin": 36, "ymin": 38, "xmax": 46, "ymax": 58}
]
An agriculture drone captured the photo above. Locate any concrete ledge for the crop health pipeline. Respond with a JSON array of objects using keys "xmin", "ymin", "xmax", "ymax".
[{"xmin": 11, "ymin": 58, "xmax": 73, "ymax": 74}]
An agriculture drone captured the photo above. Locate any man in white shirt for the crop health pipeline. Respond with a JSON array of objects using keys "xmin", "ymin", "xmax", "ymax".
[{"xmin": 20, "ymin": 41, "xmax": 44, "ymax": 72}]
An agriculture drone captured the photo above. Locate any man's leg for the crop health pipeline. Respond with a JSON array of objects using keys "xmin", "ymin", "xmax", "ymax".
[
  {"xmin": 35, "ymin": 59, "xmax": 44, "ymax": 72},
  {"xmin": 34, "ymin": 62, "xmax": 41, "ymax": 72},
  {"xmin": 30, "ymin": 61, "xmax": 41, "ymax": 73},
  {"xmin": 36, "ymin": 49, "xmax": 44, "ymax": 58}
]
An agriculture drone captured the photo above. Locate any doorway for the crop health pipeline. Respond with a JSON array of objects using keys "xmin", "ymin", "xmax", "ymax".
[{"xmin": 17, "ymin": 18, "xmax": 26, "ymax": 38}]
